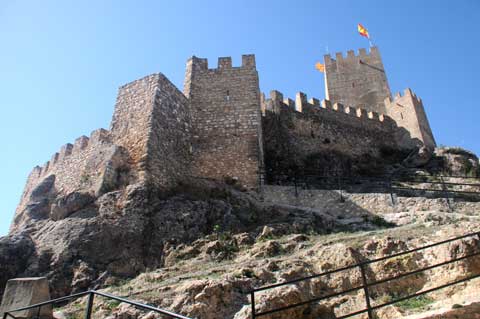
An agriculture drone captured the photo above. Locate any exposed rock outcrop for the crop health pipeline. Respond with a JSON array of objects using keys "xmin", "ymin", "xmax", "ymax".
[
  {"xmin": 1, "ymin": 180, "xmax": 366, "ymax": 299},
  {"xmin": 434, "ymin": 147, "xmax": 480, "ymax": 177},
  {"xmin": 402, "ymin": 146, "xmax": 433, "ymax": 168}
]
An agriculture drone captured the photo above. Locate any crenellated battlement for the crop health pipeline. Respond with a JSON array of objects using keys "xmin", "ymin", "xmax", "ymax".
[
  {"xmin": 12, "ymin": 47, "xmax": 438, "ymax": 232},
  {"xmin": 324, "ymin": 46, "xmax": 380, "ymax": 66},
  {"xmin": 32, "ymin": 128, "xmax": 111, "ymax": 179},
  {"xmin": 384, "ymin": 88, "xmax": 436, "ymax": 150},
  {"xmin": 185, "ymin": 53, "xmax": 262, "ymax": 188},
  {"xmin": 187, "ymin": 54, "xmax": 256, "ymax": 72},
  {"xmin": 385, "ymin": 88, "xmax": 422, "ymax": 105},
  {"xmin": 264, "ymin": 90, "xmax": 390, "ymax": 125},
  {"xmin": 323, "ymin": 46, "xmax": 390, "ymax": 114}
]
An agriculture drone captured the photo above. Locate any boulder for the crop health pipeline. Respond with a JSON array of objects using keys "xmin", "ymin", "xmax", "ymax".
[
  {"xmin": 93, "ymin": 145, "xmax": 130, "ymax": 197},
  {"xmin": 23, "ymin": 198, "xmax": 52, "ymax": 220},
  {"xmin": 403, "ymin": 146, "xmax": 433, "ymax": 168},
  {"xmin": 12, "ymin": 175, "xmax": 56, "ymax": 228},
  {"xmin": 434, "ymin": 147, "xmax": 480, "ymax": 176},
  {"xmin": 30, "ymin": 175, "xmax": 56, "ymax": 200},
  {"xmin": 50, "ymin": 191, "xmax": 95, "ymax": 220}
]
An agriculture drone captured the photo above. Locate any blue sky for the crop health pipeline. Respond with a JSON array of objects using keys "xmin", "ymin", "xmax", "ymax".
[{"xmin": 1, "ymin": 0, "xmax": 479, "ymax": 235}]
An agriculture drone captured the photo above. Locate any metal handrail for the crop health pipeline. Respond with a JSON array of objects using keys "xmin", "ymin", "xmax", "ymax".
[
  {"xmin": 268, "ymin": 173, "xmax": 480, "ymax": 187},
  {"xmin": 3, "ymin": 290, "xmax": 192, "ymax": 319},
  {"xmin": 248, "ymin": 231, "xmax": 480, "ymax": 319},
  {"xmin": 260, "ymin": 168, "xmax": 480, "ymax": 180},
  {"xmin": 263, "ymin": 171, "xmax": 480, "ymax": 205}
]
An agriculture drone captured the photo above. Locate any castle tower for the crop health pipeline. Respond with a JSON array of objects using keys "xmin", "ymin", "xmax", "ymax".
[
  {"xmin": 110, "ymin": 73, "xmax": 192, "ymax": 187},
  {"xmin": 324, "ymin": 46, "xmax": 391, "ymax": 114},
  {"xmin": 184, "ymin": 55, "xmax": 264, "ymax": 188},
  {"xmin": 385, "ymin": 88, "xmax": 436, "ymax": 150}
]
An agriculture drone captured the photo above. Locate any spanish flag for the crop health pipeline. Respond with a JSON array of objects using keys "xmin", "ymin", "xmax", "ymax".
[
  {"xmin": 315, "ymin": 62, "xmax": 325, "ymax": 73},
  {"xmin": 358, "ymin": 23, "xmax": 369, "ymax": 39}
]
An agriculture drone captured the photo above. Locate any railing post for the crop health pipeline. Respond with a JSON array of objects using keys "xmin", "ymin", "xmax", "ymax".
[
  {"xmin": 258, "ymin": 168, "xmax": 265, "ymax": 202},
  {"xmin": 250, "ymin": 291, "xmax": 256, "ymax": 319},
  {"xmin": 294, "ymin": 170, "xmax": 298, "ymax": 197},
  {"xmin": 359, "ymin": 263, "xmax": 374, "ymax": 319},
  {"xmin": 440, "ymin": 176, "xmax": 453, "ymax": 211},
  {"xmin": 84, "ymin": 291, "xmax": 95, "ymax": 319},
  {"xmin": 338, "ymin": 175, "xmax": 344, "ymax": 202},
  {"xmin": 303, "ymin": 168, "xmax": 309, "ymax": 190},
  {"xmin": 388, "ymin": 176, "xmax": 395, "ymax": 206},
  {"xmin": 35, "ymin": 305, "xmax": 41, "ymax": 319}
]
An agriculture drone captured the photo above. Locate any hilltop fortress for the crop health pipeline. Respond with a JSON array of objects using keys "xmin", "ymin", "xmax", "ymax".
[{"xmin": 12, "ymin": 47, "xmax": 436, "ymax": 229}]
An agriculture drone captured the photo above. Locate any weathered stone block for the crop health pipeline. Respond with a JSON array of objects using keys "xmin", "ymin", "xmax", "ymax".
[{"xmin": 0, "ymin": 277, "xmax": 52, "ymax": 319}]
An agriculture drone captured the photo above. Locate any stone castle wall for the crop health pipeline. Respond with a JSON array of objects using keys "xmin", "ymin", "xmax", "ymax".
[
  {"xmin": 13, "ymin": 48, "xmax": 438, "ymax": 230},
  {"xmin": 324, "ymin": 47, "xmax": 391, "ymax": 114},
  {"xmin": 111, "ymin": 73, "xmax": 192, "ymax": 187},
  {"xmin": 184, "ymin": 55, "xmax": 263, "ymax": 188},
  {"xmin": 262, "ymin": 90, "xmax": 410, "ymax": 176},
  {"xmin": 263, "ymin": 185, "xmax": 480, "ymax": 222},
  {"xmin": 14, "ymin": 128, "xmax": 128, "ymax": 227},
  {"xmin": 145, "ymin": 74, "xmax": 192, "ymax": 187},
  {"xmin": 19, "ymin": 129, "xmax": 116, "ymax": 199},
  {"xmin": 110, "ymin": 74, "xmax": 160, "ymax": 182},
  {"xmin": 385, "ymin": 88, "xmax": 436, "ymax": 150}
]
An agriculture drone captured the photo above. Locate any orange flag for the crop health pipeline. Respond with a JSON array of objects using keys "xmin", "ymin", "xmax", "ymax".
[
  {"xmin": 315, "ymin": 62, "xmax": 325, "ymax": 73},
  {"xmin": 358, "ymin": 23, "xmax": 369, "ymax": 39}
]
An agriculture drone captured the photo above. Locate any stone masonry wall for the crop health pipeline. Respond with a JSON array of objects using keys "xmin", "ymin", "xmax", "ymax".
[
  {"xmin": 12, "ymin": 48, "xmax": 439, "ymax": 231},
  {"xmin": 263, "ymin": 185, "xmax": 480, "ymax": 224},
  {"xmin": 110, "ymin": 74, "xmax": 159, "ymax": 182},
  {"xmin": 324, "ymin": 47, "xmax": 391, "ymax": 114},
  {"xmin": 262, "ymin": 90, "xmax": 413, "ymax": 176},
  {"xmin": 184, "ymin": 55, "xmax": 263, "ymax": 188},
  {"xmin": 12, "ymin": 72, "xmax": 192, "ymax": 230},
  {"xmin": 111, "ymin": 73, "xmax": 192, "ymax": 187},
  {"xmin": 13, "ymin": 128, "xmax": 126, "ymax": 228},
  {"xmin": 385, "ymin": 88, "xmax": 436, "ymax": 150},
  {"xmin": 146, "ymin": 74, "xmax": 192, "ymax": 187}
]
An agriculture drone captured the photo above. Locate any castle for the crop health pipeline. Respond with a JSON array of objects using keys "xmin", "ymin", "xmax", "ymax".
[{"xmin": 12, "ymin": 46, "xmax": 436, "ymax": 228}]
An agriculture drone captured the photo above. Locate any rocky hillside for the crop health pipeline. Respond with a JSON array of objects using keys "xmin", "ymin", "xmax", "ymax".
[
  {"xmin": 1, "ymin": 146, "xmax": 479, "ymax": 318},
  {"xmin": 2, "ymin": 177, "xmax": 480, "ymax": 318},
  {"xmin": 55, "ymin": 212, "xmax": 480, "ymax": 319},
  {"xmin": 1, "ymin": 178, "xmax": 381, "ymax": 299}
]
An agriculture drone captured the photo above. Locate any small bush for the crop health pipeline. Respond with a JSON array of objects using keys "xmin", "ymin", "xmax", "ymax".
[
  {"xmin": 224, "ymin": 176, "xmax": 238, "ymax": 185},
  {"xmin": 80, "ymin": 173, "xmax": 90, "ymax": 185},
  {"xmin": 395, "ymin": 295, "xmax": 434, "ymax": 310},
  {"xmin": 104, "ymin": 300, "xmax": 121, "ymax": 310},
  {"xmin": 443, "ymin": 146, "xmax": 475, "ymax": 157},
  {"xmin": 370, "ymin": 215, "xmax": 396, "ymax": 228},
  {"xmin": 216, "ymin": 240, "xmax": 238, "ymax": 260},
  {"xmin": 242, "ymin": 268, "xmax": 254, "ymax": 278}
]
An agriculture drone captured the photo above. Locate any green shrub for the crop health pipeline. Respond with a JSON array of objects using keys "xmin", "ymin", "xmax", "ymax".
[
  {"xmin": 395, "ymin": 295, "xmax": 434, "ymax": 310},
  {"xmin": 104, "ymin": 299, "xmax": 121, "ymax": 311},
  {"xmin": 80, "ymin": 173, "xmax": 90, "ymax": 185},
  {"xmin": 370, "ymin": 215, "xmax": 396, "ymax": 228}
]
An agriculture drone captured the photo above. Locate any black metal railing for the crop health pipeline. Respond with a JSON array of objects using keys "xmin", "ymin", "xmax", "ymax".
[
  {"xmin": 260, "ymin": 169, "xmax": 480, "ymax": 203},
  {"xmin": 2, "ymin": 290, "xmax": 192, "ymax": 319},
  {"xmin": 248, "ymin": 231, "xmax": 480, "ymax": 319}
]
